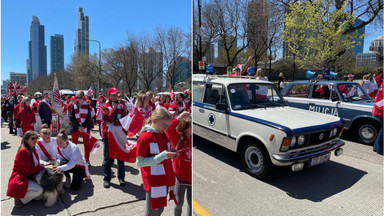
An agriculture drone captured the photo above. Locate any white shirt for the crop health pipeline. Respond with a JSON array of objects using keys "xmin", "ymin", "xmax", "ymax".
[
  {"xmin": 36, "ymin": 137, "xmax": 58, "ymax": 165},
  {"xmin": 279, "ymin": 82, "xmax": 285, "ymax": 89},
  {"xmin": 256, "ymin": 77, "xmax": 269, "ymax": 95},
  {"xmin": 362, "ymin": 79, "xmax": 378, "ymax": 94},
  {"xmin": 57, "ymin": 141, "xmax": 86, "ymax": 172}
]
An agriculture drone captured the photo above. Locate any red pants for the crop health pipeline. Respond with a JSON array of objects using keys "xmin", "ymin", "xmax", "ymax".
[{"xmin": 71, "ymin": 130, "xmax": 90, "ymax": 161}]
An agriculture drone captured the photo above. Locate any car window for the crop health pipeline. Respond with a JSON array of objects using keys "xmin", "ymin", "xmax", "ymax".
[
  {"xmin": 203, "ymin": 83, "xmax": 227, "ymax": 106},
  {"xmin": 312, "ymin": 84, "xmax": 332, "ymax": 100},
  {"xmin": 337, "ymin": 83, "xmax": 371, "ymax": 102},
  {"xmin": 193, "ymin": 81, "xmax": 205, "ymax": 103},
  {"xmin": 285, "ymin": 84, "xmax": 310, "ymax": 98}
]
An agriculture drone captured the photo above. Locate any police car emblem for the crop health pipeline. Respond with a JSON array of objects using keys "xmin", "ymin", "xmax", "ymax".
[{"xmin": 208, "ymin": 113, "xmax": 216, "ymax": 126}]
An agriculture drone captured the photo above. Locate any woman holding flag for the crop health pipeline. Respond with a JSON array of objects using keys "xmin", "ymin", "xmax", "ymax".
[{"xmin": 136, "ymin": 107, "xmax": 179, "ymax": 215}]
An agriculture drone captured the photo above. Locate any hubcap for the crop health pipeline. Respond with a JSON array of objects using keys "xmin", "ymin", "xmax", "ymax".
[
  {"xmin": 360, "ymin": 125, "xmax": 376, "ymax": 141},
  {"xmin": 245, "ymin": 146, "xmax": 263, "ymax": 173}
]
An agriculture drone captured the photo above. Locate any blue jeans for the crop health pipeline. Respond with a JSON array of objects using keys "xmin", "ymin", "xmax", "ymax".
[
  {"xmin": 373, "ymin": 118, "xmax": 383, "ymax": 155},
  {"xmin": 103, "ymin": 138, "xmax": 125, "ymax": 181}
]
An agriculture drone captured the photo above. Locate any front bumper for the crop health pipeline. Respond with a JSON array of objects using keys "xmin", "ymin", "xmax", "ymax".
[{"xmin": 272, "ymin": 140, "xmax": 345, "ymax": 164}]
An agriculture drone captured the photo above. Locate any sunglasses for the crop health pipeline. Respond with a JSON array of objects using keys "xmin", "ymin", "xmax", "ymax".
[{"xmin": 30, "ymin": 136, "xmax": 38, "ymax": 141}]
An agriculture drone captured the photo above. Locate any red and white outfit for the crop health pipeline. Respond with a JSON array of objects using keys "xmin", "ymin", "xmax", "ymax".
[
  {"xmin": 101, "ymin": 100, "xmax": 127, "ymax": 139},
  {"xmin": 96, "ymin": 101, "xmax": 105, "ymax": 137},
  {"xmin": 175, "ymin": 101, "xmax": 190, "ymax": 113},
  {"xmin": 70, "ymin": 101, "xmax": 91, "ymax": 162},
  {"xmin": 36, "ymin": 138, "xmax": 58, "ymax": 165},
  {"xmin": 136, "ymin": 128, "xmax": 176, "ymax": 210},
  {"xmin": 7, "ymin": 147, "xmax": 44, "ymax": 204},
  {"xmin": 138, "ymin": 107, "xmax": 151, "ymax": 119},
  {"xmin": 155, "ymin": 102, "xmax": 165, "ymax": 109},
  {"xmin": 18, "ymin": 105, "xmax": 35, "ymax": 134},
  {"xmin": 57, "ymin": 141, "xmax": 90, "ymax": 178}
]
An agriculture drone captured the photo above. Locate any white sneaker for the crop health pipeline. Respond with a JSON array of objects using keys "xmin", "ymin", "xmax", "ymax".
[{"xmin": 64, "ymin": 176, "xmax": 71, "ymax": 189}]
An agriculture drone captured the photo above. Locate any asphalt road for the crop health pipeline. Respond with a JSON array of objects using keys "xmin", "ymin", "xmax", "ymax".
[
  {"xmin": 1, "ymin": 122, "xmax": 186, "ymax": 216},
  {"xmin": 192, "ymin": 131, "xmax": 383, "ymax": 216}
]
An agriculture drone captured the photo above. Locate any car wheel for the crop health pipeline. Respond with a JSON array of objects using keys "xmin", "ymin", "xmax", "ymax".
[
  {"xmin": 355, "ymin": 123, "xmax": 378, "ymax": 145},
  {"xmin": 241, "ymin": 141, "xmax": 273, "ymax": 179}
]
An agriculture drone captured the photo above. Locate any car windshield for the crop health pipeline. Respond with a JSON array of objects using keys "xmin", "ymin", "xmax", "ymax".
[
  {"xmin": 337, "ymin": 83, "xmax": 372, "ymax": 102},
  {"xmin": 228, "ymin": 83, "xmax": 287, "ymax": 110}
]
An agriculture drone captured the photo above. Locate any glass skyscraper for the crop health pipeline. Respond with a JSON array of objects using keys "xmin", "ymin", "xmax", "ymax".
[
  {"xmin": 74, "ymin": 7, "xmax": 89, "ymax": 55},
  {"xmin": 50, "ymin": 34, "xmax": 64, "ymax": 72},
  {"xmin": 27, "ymin": 16, "xmax": 47, "ymax": 84}
]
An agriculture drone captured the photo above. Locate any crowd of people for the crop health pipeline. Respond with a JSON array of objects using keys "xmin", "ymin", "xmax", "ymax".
[{"xmin": 2, "ymin": 87, "xmax": 192, "ymax": 216}]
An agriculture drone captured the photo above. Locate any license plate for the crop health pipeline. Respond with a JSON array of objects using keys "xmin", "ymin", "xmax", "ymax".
[{"xmin": 309, "ymin": 153, "xmax": 331, "ymax": 167}]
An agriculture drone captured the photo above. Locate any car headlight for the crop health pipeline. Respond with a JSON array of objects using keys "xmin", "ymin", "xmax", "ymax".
[
  {"xmin": 333, "ymin": 128, "xmax": 338, "ymax": 137},
  {"xmin": 290, "ymin": 137, "xmax": 297, "ymax": 147},
  {"xmin": 297, "ymin": 135, "xmax": 305, "ymax": 145}
]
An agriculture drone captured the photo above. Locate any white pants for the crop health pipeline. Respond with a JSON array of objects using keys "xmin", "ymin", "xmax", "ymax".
[{"xmin": 20, "ymin": 180, "xmax": 43, "ymax": 204}]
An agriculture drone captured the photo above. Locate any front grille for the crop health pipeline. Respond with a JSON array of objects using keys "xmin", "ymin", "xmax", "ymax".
[{"xmin": 305, "ymin": 127, "xmax": 342, "ymax": 147}]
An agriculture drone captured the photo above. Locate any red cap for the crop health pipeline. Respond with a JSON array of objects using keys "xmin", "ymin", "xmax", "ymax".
[
  {"xmin": 347, "ymin": 74, "xmax": 354, "ymax": 78},
  {"xmin": 71, "ymin": 96, "xmax": 76, "ymax": 100},
  {"xmin": 107, "ymin": 87, "xmax": 119, "ymax": 96},
  {"xmin": 164, "ymin": 103, "xmax": 170, "ymax": 109},
  {"xmin": 97, "ymin": 95, "xmax": 105, "ymax": 100},
  {"xmin": 168, "ymin": 104, "xmax": 178, "ymax": 114}
]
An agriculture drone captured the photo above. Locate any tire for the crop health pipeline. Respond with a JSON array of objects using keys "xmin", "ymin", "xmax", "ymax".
[
  {"xmin": 354, "ymin": 123, "xmax": 378, "ymax": 145},
  {"xmin": 241, "ymin": 141, "xmax": 273, "ymax": 179}
]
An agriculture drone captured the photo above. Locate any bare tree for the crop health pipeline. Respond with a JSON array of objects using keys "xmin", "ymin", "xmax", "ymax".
[
  {"xmin": 27, "ymin": 70, "xmax": 75, "ymax": 94},
  {"xmin": 68, "ymin": 52, "xmax": 98, "ymax": 90},
  {"xmin": 155, "ymin": 26, "xmax": 190, "ymax": 90}
]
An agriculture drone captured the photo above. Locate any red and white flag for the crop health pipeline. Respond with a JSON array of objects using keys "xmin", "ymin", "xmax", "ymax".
[
  {"xmin": 90, "ymin": 136, "xmax": 103, "ymax": 154},
  {"xmin": 372, "ymin": 84, "xmax": 383, "ymax": 118},
  {"xmin": 107, "ymin": 125, "xmax": 137, "ymax": 163},
  {"xmin": 120, "ymin": 102, "xmax": 145, "ymax": 138}
]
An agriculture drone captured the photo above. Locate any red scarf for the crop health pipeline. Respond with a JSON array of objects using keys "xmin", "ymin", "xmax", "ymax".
[
  {"xmin": 96, "ymin": 102, "xmax": 105, "ymax": 119},
  {"xmin": 73, "ymin": 101, "xmax": 90, "ymax": 125},
  {"xmin": 104, "ymin": 100, "xmax": 122, "ymax": 119}
]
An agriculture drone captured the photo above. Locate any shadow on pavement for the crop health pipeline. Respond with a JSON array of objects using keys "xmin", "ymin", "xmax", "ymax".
[
  {"xmin": 110, "ymin": 182, "xmax": 146, "ymax": 200},
  {"xmin": 88, "ymin": 164, "xmax": 139, "ymax": 177},
  {"xmin": 194, "ymin": 134, "xmax": 367, "ymax": 202},
  {"xmin": 1, "ymin": 141, "xmax": 11, "ymax": 150},
  {"xmin": 10, "ymin": 198, "xmax": 66, "ymax": 216},
  {"xmin": 60, "ymin": 178, "xmax": 95, "ymax": 208}
]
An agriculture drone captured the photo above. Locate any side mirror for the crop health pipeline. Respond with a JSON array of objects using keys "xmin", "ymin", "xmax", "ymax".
[{"xmin": 216, "ymin": 103, "xmax": 227, "ymax": 111}]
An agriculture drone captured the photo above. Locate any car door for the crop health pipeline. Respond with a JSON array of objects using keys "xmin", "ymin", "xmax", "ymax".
[
  {"xmin": 283, "ymin": 83, "xmax": 311, "ymax": 109},
  {"xmin": 194, "ymin": 83, "xmax": 229, "ymax": 146},
  {"xmin": 308, "ymin": 84, "xmax": 342, "ymax": 117}
]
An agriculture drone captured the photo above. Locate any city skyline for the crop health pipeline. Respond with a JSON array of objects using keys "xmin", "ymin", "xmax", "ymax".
[{"xmin": 2, "ymin": 0, "xmax": 191, "ymax": 83}]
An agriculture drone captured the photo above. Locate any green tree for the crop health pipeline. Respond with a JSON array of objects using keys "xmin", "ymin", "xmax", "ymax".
[{"xmin": 283, "ymin": 0, "xmax": 361, "ymax": 69}]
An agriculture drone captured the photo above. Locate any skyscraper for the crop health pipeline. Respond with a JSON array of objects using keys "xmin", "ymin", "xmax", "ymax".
[
  {"xmin": 27, "ymin": 16, "xmax": 47, "ymax": 84},
  {"xmin": 74, "ymin": 7, "xmax": 89, "ymax": 55},
  {"xmin": 50, "ymin": 34, "xmax": 64, "ymax": 72}
]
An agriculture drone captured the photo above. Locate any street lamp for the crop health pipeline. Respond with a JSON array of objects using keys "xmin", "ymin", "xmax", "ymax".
[{"xmin": 87, "ymin": 39, "xmax": 101, "ymax": 95}]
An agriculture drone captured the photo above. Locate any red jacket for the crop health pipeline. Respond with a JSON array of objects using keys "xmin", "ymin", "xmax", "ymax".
[
  {"xmin": 14, "ymin": 104, "xmax": 20, "ymax": 120},
  {"xmin": 19, "ymin": 105, "xmax": 35, "ymax": 133},
  {"xmin": 101, "ymin": 100, "xmax": 128, "ymax": 139},
  {"xmin": 166, "ymin": 119, "xmax": 192, "ymax": 182},
  {"xmin": 7, "ymin": 147, "xmax": 44, "ymax": 198},
  {"xmin": 32, "ymin": 102, "xmax": 39, "ymax": 114}
]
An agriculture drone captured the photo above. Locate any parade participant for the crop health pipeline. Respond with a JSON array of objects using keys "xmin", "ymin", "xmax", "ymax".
[
  {"xmin": 101, "ymin": 87, "xmax": 128, "ymax": 188},
  {"xmin": 168, "ymin": 104, "xmax": 180, "ymax": 119},
  {"xmin": 8, "ymin": 95, "xmax": 16, "ymax": 134},
  {"xmin": 146, "ymin": 91, "xmax": 156, "ymax": 112},
  {"xmin": 31, "ymin": 98, "xmax": 39, "ymax": 114},
  {"xmin": 69, "ymin": 90, "xmax": 92, "ymax": 166},
  {"xmin": 18, "ymin": 98, "xmax": 35, "ymax": 134},
  {"xmin": 347, "ymin": 74, "xmax": 355, "ymax": 82},
  {"xmin": 255, "ymin": 68, "xmax": 269, "ymax": 99},
  {"xmin": 36, "ymin": 124, "xmax": 58, "ymax": 165},
  {"xmin": 13, "ymin": 95, "xmax": 23, "ymax": 134},
  {"xmin": 166, "ymin": 112, "xmax": 192, "ymax": 216},
  {"xmin": 361, "ymin": 74, "xmax": 378, "ymax": 99},
  {"xmin": 372, "ymin": 83, "xmax": 383, "ymax": 155},
  {"xmin": 156, "ymin": 94, "xmax": 167, "ymax": 109},
  {"xmin": 136, "ymin": 107, "xmax": 178, "ymax": 215},
  {"xmin": 165, "ymin": 94, "xmax": 171, "ymax": 104},
  {"xmin": 278, "ymin": 76, "xmax": 286, "ymax": 92},
  {"xmin": 175, "ymin": 93, "xmax": 190, "ymax": 113},
  {"xmin": 7, "ymin": 130, "xmax": 53, "ymax": 208},
  {"xmin": 38, "ymin": 93, "xmax": 53, "ymax": 127},
  {"xmin": 53, "ymin": 129, "xmax": 89, "ymax": 190},
  {"xmin": 230, "ymin": 56, "xmax": 254, "ymax": 77},
  {"xmin": 374, "ymin": 67, "xmax": 383, "ymax": 89},
  {"xmin": 136, "ymin": 93, "xmax": 151, "ymax": 119},
  {"xmin": 63, "ymin": 96, "xmax": 71, "ymax": 115},
  {"xmin": 67, "ymin": 96, "xmax": 76, "ymax": 118},
  {"xmin": 96, "ymin": 95, "xmax": 106, "ymax": 137}
]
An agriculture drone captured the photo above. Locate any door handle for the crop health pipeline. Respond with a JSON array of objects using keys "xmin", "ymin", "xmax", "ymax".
[{"xmin": 199, "ymin": 109, "xmax": 205, "ymax": 113}]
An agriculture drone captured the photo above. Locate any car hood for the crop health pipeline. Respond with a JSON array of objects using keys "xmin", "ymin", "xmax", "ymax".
[{"xmin": 230, "ymin": 106, "xmax": 343, "ymax": 136}]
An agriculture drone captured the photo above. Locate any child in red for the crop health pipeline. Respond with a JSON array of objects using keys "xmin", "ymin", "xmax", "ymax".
[
  {"xmin": 136, "ymin": 107, "xmax": 179, "ymax": 215},
  {"xmin": 166, "ymin": 111, "xmax": 192, "ymax": 216}
]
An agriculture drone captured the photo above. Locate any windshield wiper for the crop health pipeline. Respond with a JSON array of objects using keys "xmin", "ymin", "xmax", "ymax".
[
  {"xmin": 240, "ymin": 104, "xmax": 267, "ymax": 109},
  {"xmin": 264, "ymin": 102, "xmax": 285, "ymax": 107}
]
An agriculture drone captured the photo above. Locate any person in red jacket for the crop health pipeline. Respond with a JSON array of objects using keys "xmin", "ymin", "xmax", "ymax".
[
  {"xmin": 7, "ymin": 130, "xmax": 54, "ymax": 208},
  {"xmin": 174, "ymin": 93, "xmax": 190, "ymax": 113},
  {"xmin": 373, "ymin": 83, "xmax": 383, "ymax": 155},
  {"xmin": 166, "ymin": 111, "xmax": 192, "ymax": 216},
  {"xmin": 18, "ymin": 98, "xmax": 36, "ymax": 134},
  {"xmin": 136, "ymin": 107, "xmax": 178, "ymax": 215},
  {"xmin": 13, "ymin": 95, "xmax": 23, "ymax": 132}
]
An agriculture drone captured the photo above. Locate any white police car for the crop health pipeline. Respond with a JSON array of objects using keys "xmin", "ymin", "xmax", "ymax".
[
  {"xmin": 281, "ymin": 80, "xmax": 380, "ymax": 144},
  {"xmin": 193, "ymin": 74, "xmax": 345, "ymax": 179}
]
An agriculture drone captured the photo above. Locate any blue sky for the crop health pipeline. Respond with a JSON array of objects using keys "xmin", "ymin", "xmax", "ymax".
[{"xmin": 1, "ymin": 0, "xmax": 191, "ymax": 83}]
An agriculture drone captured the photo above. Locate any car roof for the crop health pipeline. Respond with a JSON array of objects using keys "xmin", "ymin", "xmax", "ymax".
[
  {"xmin": 193, "ymin": 74, "xmax": 273, "ymax": 86},
  {"xmin": 286, "ymin": 80, "xmax": 354, "ymax": 85}
]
